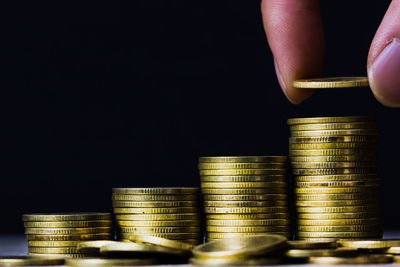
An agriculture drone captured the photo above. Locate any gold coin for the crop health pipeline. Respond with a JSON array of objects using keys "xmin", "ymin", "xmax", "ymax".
[
  {"xmin": 290, "ymin": 149, "xmax": 375, "ymax": 156},
  {"xmin": 290, "ymin": 122, "xmax": 377, "ymax": 131},
  {"xmin": 204, "ymin": 200, "xmax": 288, "ymax": 207},
  {"xmin": 296, "ymin": 231, "xmax": 382, "ymax": 238},
  {"xmin": 198, "ymin": 162, "xmax": 286, "ymax": 170},
  {"xmin": 112, "ymin": 194, "xmax": 198, "ymax": 201},
  {"xmin": 113, "ymin": 207, "xmax": 198, "ymax": 214},
  {"xmin": 28, "ymin": 253, "xmax": 84, "ymax": 258},
  {"xmin": 112, "ymin": 187, "xmax": 199, "ymax": 195},
  {"xmin": 297, "ymin": 212, "xmax": 380, "ymax": 220},
  {"xmin": 288, "ymin": 240, "xmax": 337, "ymax": 249},
  {"xmin": 295, "ymin": 193, "xmax": 378, "ymax": 201},
  {"xmin": 206, "ymin": 226, "xmax": 290, "ymax": 233},
  {"xmin": 292, "ymin": 77, "xmax": 369, "ymax": 88},
  {"xmin": 204, "ymin": 206, "xmax": 289, "ymax": 214},
  {"xmin": 295, "ymin": 199, "xmax": 379, "ymax": 207},
  {"xmin": 117, "ymin": 220, "xmax": 200, "ymax": 227},
  {"xmin": 193, "ymin": 234, "xmax": 286, "ymax": 259},
  {"xmin": 28, "ymin": 247, "xmax": 80, "ymax": 254},
  {"xmin": 22, "ymin": 213, "xmax": 111, "ymax": 222},
  {"xmin": 112, "ymin": 201, "xmax": 198, "ymax": 208},
  {"xmin": 25, "ymin": 227, "xmax": 112, "ymax": 235},
  {"xmin": 28, "ymin": 241, "xmax": 81, "ymax": 247},
  {"xmin": 395, "ymin": 256, "xmax": 400, "ymax": 263},
  {"xmin": 292, "ymin": 168, "xmax": 376, "ymax": 176},
  {"xmin": 295, "ymin": 174, "xmax": 379, "ymax": 182},
  {"xmin": 296, "ymin": 206, "xmax": 378, "ymax": 213},
  {"xmin": 285, "ymin": 248, "xmax": 357, "ymax": 258},
  {"xmin": 290, "ymin": 129, "xmax": 378, "ymax": 137},
  {"xmin": 295, "ymin": 186, "xmax": 378, "ymax": 194},
  {"xmin": 99, "ymin": 241, "xmax": 183, "ymax": 256},
  {"xmin": 189, "ymin": 257, "xmax": 282, "ymax": 266},
  {"xmin": 206, "ymin": 213, "xmax": 290, "ymax": 220},
  {"xmin": 199, "ymin": 169, "xmax": 286, "ymax": 176},
  {"xmin": 120, "ymin": 232, "xmax": 202, "ymax": 240},
  {"xmin": 289, "ymin": 136, "xmax": 377, "ymax": 144},
  {"xmin": 288, "ymin": 116, "xmax": 375, "ymax": 125},
  {"xmin": 77, "ymin": 240, "xmax": 120, "ymax": 254},
  {"xmin": 201, "ymin": 182, "xmax": 287, "ymax": 189},
  {"xmin": 24, "ymin": 220, "xmax": 112, "ymax": 228},
  {"xmin": 290, "ymin": 155, "xmax": 376, "ymax": 163},
  {"xmin": 115, "ymin": 213, "xmax": 200, "ymax": 221},
  {"xmin": 204, "ymin": 194, "xmax": 288, "ymax": 201},
  {"xmin": 0, "ymin": 256, "xmax": 65, "ymax": 266},
  {"xmin": 295, "ymin": 181, "xmax": 378, "ymax": 188},
  {"xmin": 198, "ymin": 156, "xmax": 287, "ymax": 163},
  {"xmin": 26, "ymin": 233, "xmax": 113, "ymax": 241},
  {"xmin": 128, "ymin": 235, "xmax": 194, "ymax": 251},
  {"xmin": 291, "ymin": 162, "xmax": 375, "ymax": 169},
  {"xmin": 200, "ymin": 175, "xmax": 286, "ymax": 182},
  {"xmin": 338, "ymin": 240, "xmax": 400, "ymax": 249},
  {"xmin": 206, "ymin": 232, "xmax": 291, "ymax": 239},
  {"xmin": 65, "ymin": 258, "xmax": 160, "ymax": 266},
  {"xmin": 119, "ymin": 226, "xmax": 201, "ymax": 234},
  {"xmin": 201, "ymin": 188, "xmax": 287, "ymax": 195},
  {"xmin": 298, "ymin": 225, "xmax": 379, "ymax": 232},
  {"xmin": 206, "ymin": 219, "xmax": 290, "ymax": 227},
  {"xmin": 309, "ymin": 255, "xmax": 392, "ymax": 265},
  {"xmin": 297, "ymin": 218, "xmax": 380, "ymax": 226}
]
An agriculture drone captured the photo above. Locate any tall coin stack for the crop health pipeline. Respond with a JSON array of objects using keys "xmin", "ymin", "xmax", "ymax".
[
  {"xmin": 23, "ymin": 213, "xmax": 113, "ymax": 258},
  {"xmin": 112, "ymin": 188, "xmax": 202, "ymax": 245},
  {"xmin": 198, "ymin": 156, "xmax": 292, "ymax": 241},
  {"xmin": 288, "ymin": 116, "xmax": 383, "ymax": 240}
]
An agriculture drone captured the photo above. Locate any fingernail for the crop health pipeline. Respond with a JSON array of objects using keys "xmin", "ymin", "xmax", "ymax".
[
  {"xmin": 274, "ymin": 59, "xmax": 296, "ymax": 104},
  {"xmin": 369, "ymin": 38, "xmax": 400, "ymax": 107}
]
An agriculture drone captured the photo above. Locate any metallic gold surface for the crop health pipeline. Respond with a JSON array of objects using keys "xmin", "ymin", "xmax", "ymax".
[
  {"xmin": 199, "ymin": 169, "xmax": 286, "ymax": 176},
  {"xmin": 288, "ymin": 116, "xmax": 375, "ymax": 125},
  {"xmin": 285, "ymin": 248, "xmax": 357, "ymax": 258},
  {"xmin": 309, "ymin": 254, "xmax": 392, "ymax": 265},
  {"xmin": 201, "ymin": 182, "xmax": 287, "ymax": 189},
  {"xmin": 198, "ymin": 156, "xmax": 287, "ymax": 163},
  {"xmin": 116, "ymin": 213, "xmax": 199, "ymax": 221},
  {"xmin": 203, "ymin": 194, "xmax": 287, "ymax": 201},
  {"xmin": 206, "ymin": 219, "xmax": 290, "ymax": 227},
  {"xmin": 112, "ymin": 187, "xmax": 199, "ymax": 195},
  {"xmin": 22, "ymin": 213, "xmax": 111, "ymax": 222},
  {"xmin": 112, "ymin": 201, "xmax": 198, "ymax": 208},
  {"xmin": 113, "ymin": 207, "xmax": 198, "ymax": 214},
  {"xmin": 290, "ymin": 122, "xmax": 377, "ymax": 131},
  {"xmin": 292, "ymin": 77, "xmax": 369, "ymax": 89},
  {"xmin": 25, "ymin": 227, "xmax": 112, "ymax": 235},
  {"xmin": 201, "ymin": 188, "xmax": 287, "ymax": 195},
  {"xmin": 24, "ymin": 220, "xmax": 112, "ymax": 228},
  {"xmin": 204, "ymin": 200, "xmax": 287, "ymax": 207},
  {"xmin": 198, "ymin": 162, "xmax": 286, "ymax": 170},
  {"xmin": 0, "ymin": 256, "xmax": 65, "ymax": 266},
  {"xmin": 65, "ymin": 258, "xmax": 159, "ymax": 266},
  {"xmin": 200, "ymin": 175, "xmax": 286, "ymax": 182}
]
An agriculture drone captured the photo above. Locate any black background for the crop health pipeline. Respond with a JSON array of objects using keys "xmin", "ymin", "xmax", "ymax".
[{"xmin": 3, "ymin": 1, "xmax": 399, "ymax": 233}]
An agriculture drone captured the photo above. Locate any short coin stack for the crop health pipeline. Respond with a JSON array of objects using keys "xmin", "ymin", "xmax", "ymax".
[
  {"xmin": 23, "ymin": 213, "xmax": 113, "ymax": 258},
  {"xmin": 198, "ymin": 156, "xmax": 291, "ymax": 241},
  {"xmin": 112, "ymin": 187, "xmax": 202, "ymax": 245},
  {"xmin": 288, "ymin": 116, "xmax": 383, "ymax": 240}
]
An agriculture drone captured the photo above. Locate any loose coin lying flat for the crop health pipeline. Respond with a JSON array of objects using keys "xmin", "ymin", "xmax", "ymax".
[
  {"xmin": 198, "ymin": 156, "xmax": 287, "ymax": 163},
  {"xmin": 292, "ymin": 77, "xmax": 369, "ymax": 89},
  {"xmin": 386, "ymin": 247, "xmax": 400, "ymax": 254},
  {"xmin": 0, "ymin": 256, "xmax": 64, "ymax": 266},
  {"xmin": 99, "ymin": 241, "xmax": 184, "ymax": 256},
  {"xmin": 112, "ymin": 188, "xmax": 199, "ymax": 195},
  {"xmin": 287, "ymin": 240, "xmax": 337, "ymax": 249},
  {"xmin": 127, "ymin": 235, "xmax": 194, "ymax": 252},
  {"xmin": 192, "ymin": 234, "xmax": 287, "ymax": 259},
  {"xmin": 77, "ymin": 240, "xmax": 120, "ymax": 255},
  {"xmin": 338, "ymin": 239, "xmax": 400, "ymax": 249},
  {"xmin": 309, "ymin": 254, "xmax": 392, "ymax": 265},
  {"xmin": 22, "ymin": 213, "xmax": 111, "ymax": 222},
  {"xmin": 285, "ymin": 248, "xmax": 357, "ymax": 258}
]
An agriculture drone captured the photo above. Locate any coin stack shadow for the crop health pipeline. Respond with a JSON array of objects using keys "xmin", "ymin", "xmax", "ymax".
[
  {"xmin": 112, "ymin": 188, "xmax": 203, "ymax": 245},
  {"xmin": 23, "ymin": 213, "xmax": 113, "ymax": 258},
  {"xmin": 198, "ymin": 156, "xmax": 292, "ymax": 241},
  {"xmin": 288, "ymin": 116, "xmax": 383, "ymax": 240}
]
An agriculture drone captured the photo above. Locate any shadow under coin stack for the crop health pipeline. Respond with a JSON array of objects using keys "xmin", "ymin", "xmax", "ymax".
[
  {"xmin": 112, "ymin": 188, "xmax": 202, "ymax": 245},
  {"xmin": 288, "ymin": 116, "xmax": 383, "ymax": 240},
  {"xmin": 23, "ymin": 213, "xmax": 113, "ymax": 258},
  {"xmin": 198, "ymin": 156, "xmax": 292, "ymax": 241}
]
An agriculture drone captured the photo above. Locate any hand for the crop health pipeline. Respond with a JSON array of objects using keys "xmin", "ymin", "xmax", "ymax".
[{"xmin": 262, "ymin": 0, "xmax": 400, "ymax": 107}]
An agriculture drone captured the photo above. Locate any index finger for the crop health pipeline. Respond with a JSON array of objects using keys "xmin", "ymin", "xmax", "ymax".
[{"xmin": 261, "ymin": 0, "xmax": 325, "ymax": 104}]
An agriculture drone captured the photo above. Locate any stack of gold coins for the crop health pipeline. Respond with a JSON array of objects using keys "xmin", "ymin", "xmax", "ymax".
[
  {"xmin": 112, "ymin": 187, "xmax": 202, "ymax": 245},
  {"xmin": 23, "ymin": 213, "xmax": 113, "ymax": 258},
  {"xmin": 288, "ymin": 116, "xmax": 383, "ymax": 240},
  {"xmin": 198, "ymin": 156, "xmax": 291, "ymax": 241}
]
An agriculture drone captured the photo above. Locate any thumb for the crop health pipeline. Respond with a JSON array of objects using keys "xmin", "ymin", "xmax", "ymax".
[{"xmin": 368, "ymin": 0, "xmax": 400, "ymax": 107}]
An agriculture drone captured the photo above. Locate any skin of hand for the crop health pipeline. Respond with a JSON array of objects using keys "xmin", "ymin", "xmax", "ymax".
[{"xmin": 261, "ymin": 0, "xmax": 400, "ymax": 107}]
